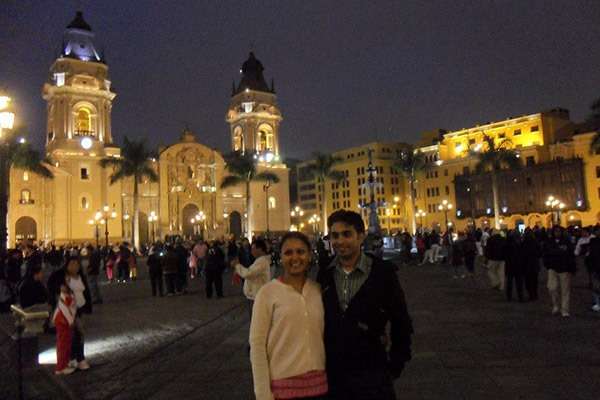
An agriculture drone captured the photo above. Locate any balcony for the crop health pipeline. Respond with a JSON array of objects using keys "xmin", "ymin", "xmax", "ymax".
[
  {"xmin": 19, "ymin": 199, "xmax": 35, "ymax": 205},
  {"xmin": 73, "ymin": 130, "xmax": 95, "ymax": 137}
]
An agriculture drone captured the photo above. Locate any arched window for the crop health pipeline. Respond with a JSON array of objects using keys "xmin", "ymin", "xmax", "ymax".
[
  {"xmin": 20, "ymin": 189, "xmax": 31, "ymax": 204},
  {"xmin": 81, "ymin": 197, "xmax": 89, "ymax": 210},
  {"xmin": 268, "ymin": 196, "xmax": 276, "ymax": 209},
  {"xmin": 75, "ymin": 107, "xmax": 93, "ymax": 136},
  {"xmin": 257, "ymin": 124, "xmax": 274, "ymax": 152},
  {"xmin": 233, "ymin": 126, "xmax": 244, "ymax": 152}
]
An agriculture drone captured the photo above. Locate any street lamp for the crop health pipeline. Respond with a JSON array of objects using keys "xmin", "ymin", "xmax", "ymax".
[
  {"xmin": 308, "ymin": 214, "xmax": 321, "ymax": 234},
  {"xmin": 290, "ymin": 205, "xmax": 305, "ymax": 230},
  {"xmin": 0, "ymin": 92, "xmax": 16, "ymax": 255},
  {"xmin": 416, "ymin": 209, "xmax": 426, "ymax": 230},
  {"xmin": 385, "ymin": 208, "xmax": 392, "ymax": 235},
  {"xmin": 148, "ymin": 211, "xmax": 158, "ymax": 243},
  {"xmin": 263, "ymin": 181, "xmax": 272, "ymax": 235},
  {"xmin": 545, "ymin": 195, "xmax": 565, "ymax": 226},
  {"xmin": 191, "ymin": 211, "xmax": 207, "ymax": 237},
  {"xmin": 438, "ymin": 199, "xmax": 453, "ymax": 232},
  {"xmin": 95, "ymin": 204, "xmax": 117, "ymax": 247}
]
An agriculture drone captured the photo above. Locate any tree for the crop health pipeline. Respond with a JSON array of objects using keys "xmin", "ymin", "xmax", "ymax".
[
  {"xmin": 99, "ymin": 137, "xmax": 158, "ymax": 249},
  {"xmin": 307, "ymin": 152, "xmax": 345, "ymax": 235},
  {"xmin": 587, "ymin": 97, "xmax": 600, "ymax": 154},
  {"xmin": 472, "ymin": 135, "xmax": 521, "ymax": 230},
  {"xmin": 0, "ymin": 131, "xmax": 53, "ymax": 255},
  {"xmin": 394, "ymin": 147, "xmax": 427, "ymax": 234},
  {"xmin": 220, "ymin": 152, "xmax": 279, "ymax": 238}
]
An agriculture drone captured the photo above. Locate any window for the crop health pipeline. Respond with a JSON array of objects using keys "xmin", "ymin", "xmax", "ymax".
[
  {"xmin": 445, "ymin": 186, "xmax": 450, "ymax": 195},
  {"xmin": 598, "ymin": 187, "xmax": 600, "ymax": 200},
  {"xmin": 514, "ymin": 129, "xmax": 521, "ymax": 136},
  {"xmin": 469, "ymin": 139, "xmax": 476, "ymax": 145},
  {"xmin": 526, "ymin": 156, "xmax": 535, "ymax": 166},
  {"xmin": 80, "ymin": 167, "xmax": 89, "ymax": 180},
  {"xmin": 463, "ymin": 166, "xmax": 470, "ymax": 175},
  {"xmin": 526, "ymin": 177, "xmax": 532, "ymax": 186},
  {"xmin": 436, "ymin": 187, "xmax": 440, "ymax": 196},
  {"xmin": 22, "ymin": 172, "xmax": 29, "ymax": 182},
  {"xmin": 256, "ymin": 124, "xmax": 274, "ymax": 152},
  {"xmin": 268, "ymin": 196, "xmax": 276, "ymax": 209},
  {"xmin": 233, "ymin": 126, "xmax": 244, "ymax": 152},
  {"xmin": 75, "ymin": 107, "xmax": 93, "ymax": 136},
  {"xmin": 54, "ymin": 72, "xmax": 65, "ymax": 87},
  {"xmin": 498, "ymin": 132, "xmax": 506, "ymax": 139},
  {"xmin": 20, "ymin": 189, "xmax": 31, "ymax": 204},
  {"xmin": 531, "ymin": 125, "xmax": 539, "ymax": 133},
  {"xmin": 444, "ymin": 169, "xmax": 448, "ymax": 176},
  {"xmin": 81, "ymin": 196, "xmax": 89, "ymax": 210},
  {"xmin": 596, "ymin": 166, "xmax": 600, "ymax": 179}
]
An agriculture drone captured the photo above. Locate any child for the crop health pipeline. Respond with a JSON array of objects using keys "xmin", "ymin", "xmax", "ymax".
[{"xmin": 53, "ymin": 284, "xmax": 77, "ymax": 375}]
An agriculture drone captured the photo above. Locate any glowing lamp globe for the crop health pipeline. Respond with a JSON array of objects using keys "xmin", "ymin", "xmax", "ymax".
[{"xmin": 81, "ymin": 137, "xmax": 93, "ymax": 150}]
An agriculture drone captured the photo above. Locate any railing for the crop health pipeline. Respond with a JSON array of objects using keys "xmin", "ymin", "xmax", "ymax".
[
  {"xmin": 73, "ymin": 130, "xmax": 95, "ymax": 137},
  {"xmin": 19, "ymin": 199, "xmax": 35, "ymax": 205}
]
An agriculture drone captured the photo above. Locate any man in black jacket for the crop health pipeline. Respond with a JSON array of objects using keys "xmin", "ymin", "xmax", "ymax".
[{"xmin": 318, "ymin": 210, "xmax": 413, "ymax": 400}]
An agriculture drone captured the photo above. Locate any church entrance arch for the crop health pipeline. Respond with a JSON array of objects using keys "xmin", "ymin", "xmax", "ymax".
[
  {"xmin": 182, "ymin": 204, "xmax": 200, "ymax": 238},
  {"xmin": 15, "ymin": 216, "xmax": 37, "ymax": 243},
  {"xmin": 229, "ymin": 211, "xmax": 242, "ymax": 239}
]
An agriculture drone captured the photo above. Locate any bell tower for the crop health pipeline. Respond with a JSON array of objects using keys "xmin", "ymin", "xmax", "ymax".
[
  {"xmin": 226, "ymin": 52, "xmax": 282, "ymax": 162},
  {"xmin": 42, "ymin": 11, "xmax": 116, "ymax": 157}
]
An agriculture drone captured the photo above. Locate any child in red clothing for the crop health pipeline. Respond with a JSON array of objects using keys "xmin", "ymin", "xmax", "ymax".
[{"xmin": 53, "ymin": 284, "xmax": 76, "ymax": 375}]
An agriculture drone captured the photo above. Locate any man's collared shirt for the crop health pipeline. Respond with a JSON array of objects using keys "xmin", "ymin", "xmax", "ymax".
[{"xmin": 329, "ymin": 253, "xmax": 372, "ymax": 311}]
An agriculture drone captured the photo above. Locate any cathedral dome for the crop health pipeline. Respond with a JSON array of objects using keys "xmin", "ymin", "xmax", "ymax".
[
  {"xmin": 61, "ymin": 11, "xmax": 103, "ymax": 63},
  {"xmin": 233, "ymin": 52, "xmax": 274, "ymax": 95}
]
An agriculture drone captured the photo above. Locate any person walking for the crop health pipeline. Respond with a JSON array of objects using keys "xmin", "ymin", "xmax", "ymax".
[
  {"xmin": 116, "ymin": 244, "xmax": 131, "ymax": 283},
  {"xmin": 250, "ymin": 231, "xmax": 328, "ymax": 400},
  {"xmin": 485, "ymin": 229, "xmax": 507, "ymax": 291},
  {"xmin": 462, "ymin": 232, "xmax": 478, "ymax": 277},
  {"xmin": 543, "ymin": 226, "xmax": 575, "ymax": 317},
  {"xmin": 233, "ymin": 239, "xmax": 271, "ymax": 319},
  {"xmin": 175, "ymin": 241, "xmax": 188, "ymax": 293},
  {"xmin": 451, "ymin": 232, "xmax": 465, "ymax": 279},
  {"xmin": 162, "ymin": 245, "xmax": 179, "ymax": 296},
  {"xmin": 205, "ymin": 241, "xmax": 225, "ymax": 299},
  {"xmin": 504, "ymin": 231, "xmax": 525, "ymax": 302},
  {"xmin": 147, "ymin": 245, "xmax": 164, "ymax": 297},
  {"xmin": 318, "ymin": 210, "xmax": 413, "ymax": 400}
]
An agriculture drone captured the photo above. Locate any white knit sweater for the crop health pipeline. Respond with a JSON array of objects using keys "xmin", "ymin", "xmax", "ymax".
[{"xmin": 249, "ymin": 279, "xmax": 326, "ymax": 400}]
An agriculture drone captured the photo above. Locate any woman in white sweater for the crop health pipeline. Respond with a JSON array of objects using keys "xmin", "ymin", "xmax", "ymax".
[{"xmin": 249, "ymin": 232, "xmax": 328, "ymax": 400}]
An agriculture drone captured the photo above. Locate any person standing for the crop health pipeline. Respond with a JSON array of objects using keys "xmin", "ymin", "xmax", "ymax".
[
  {"xmin": 587, "ymin": 226, "xmax": 600, "ymax": 312},
  {"xmin": 87, "ymin": 245, "xmax": 103, "ymax": 304},
  {"xmin": 543, "ymin": 226, "xmax": 575, "ymax": 317},
  {"xmin": 116, "ymin": 244, "xmax": 131, "ymax": 283},
  {"xmin": 205, "ymin": 241, "xmax": 225, "ymax": 299},
  {"xmin": 233, "ymin": 239, "xmax": 271, "ymax": 319},
  {"xmin": 318, "ymin": 210, "xmax": 413, "ymax": 400},
  {"xmin": 250, "ymin": 232, "xmax": 328, "ymax": 400},
  {"xmin": 18, "ymin": 264, "xmax": 48, "ymax": 308},
  {"xmin": 521, "ymin": 229, "xmax": 542, "ymax": 301},
  {"xmin": 462, "ymin": 232, "xmax": 478, "ymax": 277},
  {"xmin": 175, "ymin": 241, "xmax": 188, "ymax": 294},
  {"xmin": 485, "ymin": 230, "xmax": 506, "ymax": 291},
  {"xmin": 162, "ymin": 245, "xmax": 179, "ymax": 296},
  {"xmin": 147, "ymin": 245, "xmax": 164, "ymax": 297},
  {"xmin": 53, "ymin": 284, "xmax": 76, "ymax": 375},
  {"xmin": 504, "ymin": 231, "xmax": 525, "ymax": 302}
]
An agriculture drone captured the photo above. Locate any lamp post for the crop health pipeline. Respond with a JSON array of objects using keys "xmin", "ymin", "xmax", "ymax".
[
  {"xmin": 438, "ymin": 200, "xmax": 453, "ymax": 233},
  {"xmin": 290, "ymin": 206, "xmax": 305, "ymax": 231},
  {"xmin": 416, "ymin": 209, "xmax": 426, "ymax": 231},
  {"xmin": 545, "ymin": 195, "xmax": 565, "ymax": 227},
  {"xmin": 223, "ymin": 212, "xmax": 229, "ymax": 234},
  {"xmin": 96, "ymin": 205, "xmax": 117, "ymax": 247},
  {"xmin": 148, "ymin": 211, "xmax": 158, "ymax": 243},
  {"xmin": 0, "ymin": 92, "xmax": 16, "ymax": 256},
  {"xmin": 263, "ymin": 181, "xmax": 271, "ymax": 236},
  {"xmin": 192, "ymin": 211, "xmax": 207, "ymax": 238},
  {"xmin": 88, "ymin": 218, "xmax": 100, "ymax": 247},
  {"xmin": 308, "ymin": 214, "xmax": 321, "ymax": 235},
  {"xmin": 123, "ymin": 213, "xmax": 130, "ymax": 241},
  {"xmin": 385, "ymin": 208, "xmax": 392, "ymax": 235}
]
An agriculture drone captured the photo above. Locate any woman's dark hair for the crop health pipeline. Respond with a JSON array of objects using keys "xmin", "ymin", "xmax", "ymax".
[
  {"xmin": 280, "ymin": 231, "xmax": 312, "ymax": 251},
  {"xmin": 63, "ymin": 255, "xmax": 80, "ymax": 269},
  {"xmin": 327, "ymin": 209, "xmax": 365, "ymax": 234},
  {"xmin": 252, "ymin": 238, "xmax": 268, "ymax": 253},
  {"xmin": 25, "ymin": 263, "xmax": 43, "ymax": 279}
]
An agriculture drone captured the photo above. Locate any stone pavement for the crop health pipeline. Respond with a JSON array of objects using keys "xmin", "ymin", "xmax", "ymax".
[{"xmin": 1, "ymin": 258, "xmax": 600, "ymax": 399}]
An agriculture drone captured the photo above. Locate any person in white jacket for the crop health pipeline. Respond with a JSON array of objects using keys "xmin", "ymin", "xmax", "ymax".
[{"xmin": 233, "ymin": 239, "xmax": 271, "ymax": 318}]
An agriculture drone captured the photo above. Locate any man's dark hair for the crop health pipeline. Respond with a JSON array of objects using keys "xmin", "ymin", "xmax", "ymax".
[
  {"xmin": 252, "ymin": 238, "xmax": 268, "ymax": 253},
  {"xmin": 327, "ymin": 209, "xmax": 365, "ymax": 234}
]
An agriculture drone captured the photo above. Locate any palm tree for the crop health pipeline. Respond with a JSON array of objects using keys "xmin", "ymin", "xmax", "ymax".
[
  {"xmin": 220, "ymin": 152, "xmax": 279, "ymax": 238},
  {"xmin": 394, "ymin": 147, "xmax": 427, "ymax": 234},
  {"xmin": 100, "ymin": 137, "xmax": 158, "ymax": 249},
  {"xmin": 307, "ymin": 152, "xmax": 345, "ymax": 235},
  {"xmin": 0, "ymin": 132, "xmax": 53, "ymax": 255},
  {"xmin": 472, "ymin": 135, "xmax": 521, "ymax": 229}
]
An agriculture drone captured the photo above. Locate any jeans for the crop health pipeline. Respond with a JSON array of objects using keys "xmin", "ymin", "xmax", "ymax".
[
  {"xmin": 164, "ymin": 273, "xmax": 178, "ymax": 294},
  {"xmin": 87, "ymin": 274, "xmax": 102, "ymax": 303},
  {"xmin": 71, "ymin": 312, "xmax": 85, "ymax": 362},
  {"xmin": 205, "ymin": 270, "xmax": 223, "ymax": 298},
  {"xmin": 547, "ymin": 270, "xmax": 571, "ymax": 315},
  {"xmin": 487, "ymin": 260, "xmax": 505, "ymax": 290},
  {"xmin": 150, "ymin": 269, "xmax": 164, "ymax": 296}
]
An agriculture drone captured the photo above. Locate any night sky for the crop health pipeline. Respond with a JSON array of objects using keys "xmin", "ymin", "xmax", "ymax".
[{"xmin": 2, "ymin": 1, "xmax": 600, "ymax": 159}]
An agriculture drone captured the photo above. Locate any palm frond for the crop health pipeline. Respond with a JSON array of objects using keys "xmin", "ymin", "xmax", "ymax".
[
  {"xmin": 590, "ymin": 132, "xmax": 600, "ymax": 155},
  {"xmin": 99, "ymin": 157, "xmax": 124, "ymax": 169},
  {"xmin": 140, "ymin": 165, "xmax": 159, "ymax": 182},
  {"xmin": 109, "ymin": 168, "xmax": 128, "ymax": 185},
  {"xmin": 220, "ymin": 175, "xmax": 244, "ymax": 189},
  {"xmin": 11, "ymin": 144, "xmax": 53, "ymax": 179}
]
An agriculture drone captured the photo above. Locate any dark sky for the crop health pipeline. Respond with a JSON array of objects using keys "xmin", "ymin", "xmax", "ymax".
[{"xmin": 2, "ymin": 1, "xmax": 600, "ymax": 159}]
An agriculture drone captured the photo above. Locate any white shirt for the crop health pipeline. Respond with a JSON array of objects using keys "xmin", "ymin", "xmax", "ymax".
[
  {"xmin": 235, "ymin": 254, "xmax": 271, "ymax": 300},
  {"xmin": 250, "ymin": 279, "xmax": 325, "ymax": 400},
  {"xmin": 67, "ymin": 275, "xmax": 86, "ymax": 309}
]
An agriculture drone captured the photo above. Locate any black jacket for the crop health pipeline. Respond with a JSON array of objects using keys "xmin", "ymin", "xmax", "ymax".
[
  {"xmin": 18, "ymin": 278, "xmax": 48, "ymax": 308},
  {"xmin": 47, "ymin": 269, "xmax": 93, "ymax": 314},
  {"xmin": 485, "ymin": 234, "xmax": 506, "ymax": 261},
  {"xmin": 543, "ymin": 237, "xmax": 575, "ymax": 273},
  {"xmin": 318, "ymin": 255, "xmax": 413, "ymax": 383}
]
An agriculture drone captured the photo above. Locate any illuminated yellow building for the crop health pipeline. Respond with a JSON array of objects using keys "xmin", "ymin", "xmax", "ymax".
[
  {"xmin": 414, "ymin": 108, "xmax": 600, "ymax": 230},
  {"xmin": 7, "ymin": 13, "xmax": 289, "ymax": 246},
  {"xmin": 296, "ymin": 142, "xmax": 411, "ymax": 234}
]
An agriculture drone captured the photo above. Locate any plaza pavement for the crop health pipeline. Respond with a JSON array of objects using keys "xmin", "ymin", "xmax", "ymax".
[{"xmin": 2, "ymin": 257, "xmax": 600, "ymax": 400}]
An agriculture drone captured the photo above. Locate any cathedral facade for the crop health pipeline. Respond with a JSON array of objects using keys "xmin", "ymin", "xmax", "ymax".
[{"xmin": 7, "ymin": 12, "xmax": 290, "ymax": 247}]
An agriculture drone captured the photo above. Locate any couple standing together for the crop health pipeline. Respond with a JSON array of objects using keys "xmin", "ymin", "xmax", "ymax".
[{"xmin": 246, "ymin": 210, "xmax": 413, "ymax": 400}]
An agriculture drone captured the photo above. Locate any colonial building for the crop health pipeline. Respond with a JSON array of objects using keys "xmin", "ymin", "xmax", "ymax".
[
  {"xmin": 296, "ymin": 142, "xmax": 411, "ymax": 234},
  {"xmin": 7, "ymin": 12, "xmax": 289, "ymax": 246},
  {"xmin": 414, "ymin": 109, "xmax": 600, "ymax": 230}
]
